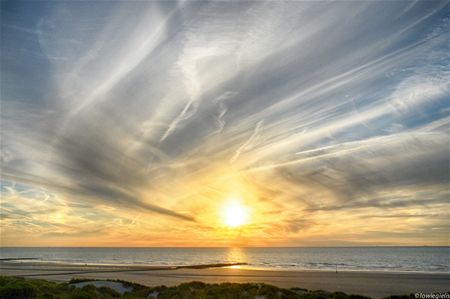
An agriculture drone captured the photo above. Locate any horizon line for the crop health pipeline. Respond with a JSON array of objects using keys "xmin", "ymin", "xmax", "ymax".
[{"xmin": 1, "ymin": 245, "xmax": 448, "ymax": 248}]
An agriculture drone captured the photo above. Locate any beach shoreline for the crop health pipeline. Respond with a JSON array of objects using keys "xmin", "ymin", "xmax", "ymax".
[
  {"xmin": 3, "ymin": 258, "xmax": 449, "ymax": 275},
  {"xmin": 1, "ymin": 261, "xmax": 449, "ymax": 298}
]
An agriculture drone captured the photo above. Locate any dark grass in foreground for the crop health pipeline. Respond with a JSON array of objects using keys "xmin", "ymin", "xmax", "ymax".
[{"xmin": 0, "ymin": 276, "xmax": 419, "ymax": 299}]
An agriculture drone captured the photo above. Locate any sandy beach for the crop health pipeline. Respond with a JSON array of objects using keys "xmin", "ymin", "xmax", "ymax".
[{"xmin": 1, "ymin": 261, "xmax": 448, "ymax": 298}]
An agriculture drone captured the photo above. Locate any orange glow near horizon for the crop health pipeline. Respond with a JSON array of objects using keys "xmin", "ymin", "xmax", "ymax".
[{"xmin": 2, "ymin": 164, "xmax": 447, "ymax": 247}]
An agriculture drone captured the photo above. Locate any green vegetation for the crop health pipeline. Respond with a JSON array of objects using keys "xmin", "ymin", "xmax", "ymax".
[{"xmin": 0, "ymin": 276, "xmax": 416, "ymax": 299}]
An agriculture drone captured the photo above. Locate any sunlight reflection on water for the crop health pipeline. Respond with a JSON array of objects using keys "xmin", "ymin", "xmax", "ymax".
[{"xmin": 226, "ymin": 247, "xmax": 246, "ymax": 265}]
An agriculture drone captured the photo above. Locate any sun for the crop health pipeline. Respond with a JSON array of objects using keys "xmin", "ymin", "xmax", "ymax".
[{"xmin": 222, "ymin": 199, "xmax": 248, "ymax": 228}]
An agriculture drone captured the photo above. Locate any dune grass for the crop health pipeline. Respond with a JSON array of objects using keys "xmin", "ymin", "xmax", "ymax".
[{"xmin": 0, "ymin": 276, "xmax": 416, "ymax": 299}]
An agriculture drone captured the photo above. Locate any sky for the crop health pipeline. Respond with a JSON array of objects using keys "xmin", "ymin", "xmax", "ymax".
[{"xmin": 1, "ymin": 0, "xmax": 449, "ymax": 247}]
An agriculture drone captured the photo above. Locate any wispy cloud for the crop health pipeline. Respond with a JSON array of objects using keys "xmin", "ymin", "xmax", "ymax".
[{"xmin": 1, "ymin": 0, "xmax": 448, "ymax": 246}]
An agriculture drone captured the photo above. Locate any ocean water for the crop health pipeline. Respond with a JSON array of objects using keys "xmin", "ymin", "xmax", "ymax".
[{"xmin": 0, "ymin": 247, "xmax": 448, "ymax": 273}]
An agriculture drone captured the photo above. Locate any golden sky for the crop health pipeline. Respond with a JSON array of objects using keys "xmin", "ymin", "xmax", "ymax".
[{"xmin": 1, "ymin": 1, "xmax": 449, "ymax": 246}]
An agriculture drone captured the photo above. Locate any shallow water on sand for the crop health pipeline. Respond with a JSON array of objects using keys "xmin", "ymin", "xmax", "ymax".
[{"xmin": 1, "ymin": 247, "xmax": 448, "ymax": 273}]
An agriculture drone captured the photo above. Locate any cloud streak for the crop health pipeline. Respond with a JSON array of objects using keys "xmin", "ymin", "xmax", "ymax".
[{"xmin": 1, "ymin": 0, "xmax": 449, "ymax": 246}]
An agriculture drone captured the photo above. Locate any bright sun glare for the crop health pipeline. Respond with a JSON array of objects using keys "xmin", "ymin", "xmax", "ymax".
[{"xmin": 222, "ymin": 200, "xmax": 248, "ymax": 228}]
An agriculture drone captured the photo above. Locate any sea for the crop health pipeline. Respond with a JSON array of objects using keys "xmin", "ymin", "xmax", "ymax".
[{"xmin": 0, "ymin": 247, "xmax": 448, "ymax": 273}]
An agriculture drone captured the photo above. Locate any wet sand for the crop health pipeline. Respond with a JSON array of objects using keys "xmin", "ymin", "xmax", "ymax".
[{"xmin": 1, "ymin": 261, "xmax": 449, "ymax": 298}]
